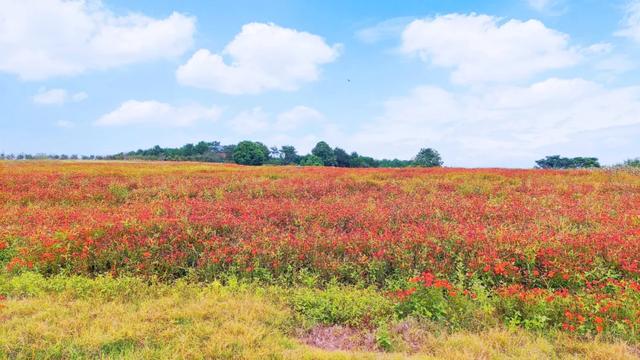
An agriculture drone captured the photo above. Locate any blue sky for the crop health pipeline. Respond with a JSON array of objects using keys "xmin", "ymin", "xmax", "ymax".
[{"xmin": 1, "ymin": 0, "xmax": 640, "ymax": 167}]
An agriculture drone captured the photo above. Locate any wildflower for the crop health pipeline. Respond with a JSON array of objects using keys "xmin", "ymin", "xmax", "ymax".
[{"xmin": 596, "ymin": 325, "xmax": 604, "ymax": 333}]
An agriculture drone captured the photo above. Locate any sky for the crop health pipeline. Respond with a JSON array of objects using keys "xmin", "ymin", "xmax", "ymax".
[{"xmin": 1, "ymin": 0, "xmax": 640, "ymax": 167}]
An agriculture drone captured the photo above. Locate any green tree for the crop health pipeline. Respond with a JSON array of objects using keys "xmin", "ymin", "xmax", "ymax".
[
  {"xmin": 623, "ymin": 158, "xmax": 640, "ymax": 168},
  {"xmin": 194, "ymin": 141, "xmax": 210, "ymax": 155},
  {"xmin": 280, "ymin": 145, "xmax": 299, "ymax": 165},
  {"xmin": 414, "ymin": 148, "xmax": 443, "ymax": 167},
  {"xmin": 535, "ymin": 155, "xmax": 600, "ymax": 169},
  {"xmin": 180, "ymin": 143, "xmax": 195, "ymax": 157},
  {"xmin": 572, "ymin": 157, "xmax": 600, "ymax": 168},
  {"xmin": 311, "ymin": 141, "xmax": 336, "ymax": 166},
  {"xmin": 255, "ymin": 142, "xmax": 270, "ymax": 159},
  {"xmin": 232, "ymin": 141, "xmax": 268, "ymax": 166},
  {"xmin": 334, "ymin": 147, "xmax": 351, "ymax": 167},
  {"xmin": 222, "ymin": 145, "xmax": 236, "ymax": 161},
  {"xmin": 300, "ymin": 154, "xmax": 324, "ymax": 166}
]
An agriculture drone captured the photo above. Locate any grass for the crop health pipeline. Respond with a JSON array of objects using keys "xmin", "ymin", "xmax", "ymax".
[{"xmin": 0, "ymin": 274, "xmax": 638, "ymax": 359}]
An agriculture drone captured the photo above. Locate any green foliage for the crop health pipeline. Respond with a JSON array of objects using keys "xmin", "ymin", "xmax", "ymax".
[
  {"xmin": 99, "ymin": 338, "xmax": 137, "ymax": 357},
  {"xmin": 299, "ymin": 154, "xmax": 324, "ymax": 166},
  {"xmin": 535, "ymin": 155, "xmax": 600, "ymax": 169},
  {"xmin": 109, "ymin": 141, "xmax": 229, "ymax": 162},
  {"xmin": 375, "ymin": 326, "xmax": 394, "ymax": 351},
  {"xmin": 0, "ymin": 239, "xmax": 15, "ymax": 268},
  {"xmin": 279, "ymin": 145, "xmax": 300, "ymax": 165},
  {"xmin": 311, "ymin": 141, "xmax": 336, "ymax": 166},
  {"xmin": 107, "ymin": 183, "xmax": 130, "ymax": 203},
  {"xmin": 233, "ymin": 141, "xmax": 269, "ymax": 166},
  {"xmin": 290, "ymin": 286, "xmax": 394, "ymax": 327},
  {"xmin": 413, "ymin": 148, "xmax": 443, "ymax": 167},
  {"xmin": 396, "ymin": 287, "xmax": 451, "ymax": 322},
  {"xmin": 623, "ymin": 158, "xmax": 640, "ymax": 168},
  {"xmin": 8, "ymin": 138, "xmax": 440, "ymax": 168},
  {"xmin": 0, "ymin": 272, "xmax": 151, "ymax": 301},
  {"xmin": 334, "ymin": 147, "xmax": 351, "ymax": 167}
]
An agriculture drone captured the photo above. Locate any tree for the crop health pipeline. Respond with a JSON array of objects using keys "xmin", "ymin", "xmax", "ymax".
[
  {"xmin": 180, "ymin": 143, "xmax": 195, "ymax": 157},
  {"xmin": 149, "ymin": 145, "xmax": 163, "ymax": 156},
  {"xmin": 300, "ymin": 154, "xmax": 324, "ymax": 166},
  {"xmin": 535, "ymin": 155, "xmax": 600, "ymax": 169},
  {"xmin": 311, "ymin": 141, "xmax": 336, "ymax": 166},
  {"xmin": 348, "ymin": 152, "xmax": 363, "ymax": 168},
  {"xmin": 623, "ymin": 158, "xmax": 640, "ymax": 168},
  {"xmin": 222, "ymin": 145, "xmax": 236, "ymax": 160},
  {"xmin": 535, "ymin": 155, "xmax": 569, "ymax": 169},
  {"xmin": 255, "ymin": 142, "xmax": 270, "ymax": 159},
  {"xmin": 232, "ymin": 141, "xmax": 268, "ymax": 166},
  {"xmin": 572, "ymin": 157, "xmax": 600, "ymax": 168},
  {"xmin": 280, "ymin": 145, "xmax": 299, "ymax": 165},
  {"xmin": 194, "ymin": 141, "xmax": 209, "ymax": 155},
  {"xmin": 413, "ymin": 148, "xmax": 443, "ymax": 167},
  {"xmin": 209, "ymin": 141, "xmax": 223, "ymax": 153},
  {"xmin": 334, "ymin": 147, "xmax": 351, "ymax": 167}
]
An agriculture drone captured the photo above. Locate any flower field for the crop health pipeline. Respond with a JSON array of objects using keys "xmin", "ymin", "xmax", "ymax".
[{"xmin": 2, "ymin": 161, "xmax": 640, "ymax": 345}]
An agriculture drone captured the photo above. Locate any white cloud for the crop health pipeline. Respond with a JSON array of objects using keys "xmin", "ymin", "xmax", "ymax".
[
  {"xmin": 401, "ymin": 14, "xmax": 580, "ymax": 85},
  {"xmin": 356, "ymin": 17, "xmax": 414, "ymax": 44},
  {"xmin": 595, "ymin": 55, "xmax": 635, "ymax": 75},
  {"xmin": 33, "ymin": 88, "xmax": 87, "ymax": 105},
  {"xmin": 352, "ymin": 78, "xmax": 640, "ymax": 166},
  {"xmin": 71, "ymin": 92, "xmax": 88, "ymax": 102},
  {"xmin": 275, "ymin": 105, "xmax": 324, "ymax": 131},
  {"xmin": 527, "ymin": 0, "xmax": 566, "ymax": 14},
  {"xmin": 584, "ymin": 42, "xmax": 613, "ymax": 55},
  {"xmin": 177, "ymin": 23, "xmax": 340, "ymax": 94},
  {"xmin": 0, "ymin": 0, "xmax": 195, "ymax": 80},
  {"xmin": 616, "ymin": 0, "xmax": 640, "ymax": 43},
  {"xmin": 528, "ymin": 0, "xmax": 553, "ymax": 11},
  {"xmin": 95, "ymin": 100, "xmax": 221, "ymax": 127}
]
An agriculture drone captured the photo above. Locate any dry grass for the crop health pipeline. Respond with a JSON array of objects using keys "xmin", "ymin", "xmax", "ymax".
[{"xmin": 1, "ymin": 282, "xmax": 638, "ymax": 360}]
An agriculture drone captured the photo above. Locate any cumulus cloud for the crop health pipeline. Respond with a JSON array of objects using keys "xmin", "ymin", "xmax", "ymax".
[
  {"xmin": 356, "ymin": 17, "xmax": 415, "ymax": 44},
  {"xmin": 616, "ymin": 0, "xmax": 640, "ymax": 43},
  {"xmin": 401, "ymin": 14, "xmax": 580, "ymax": 85},
  {"xmin": 33, "ymin": 88, "xmax": 87, "ymax": 105},
  {"xmin": 177, "ymin": 23, "xmax": 340, "ymax": 94},
  {"xmin": 95, "ymin": 100, "xmax": 220, "ymax": 127},
  {"xmin": 0, "ymin": 0, "xmax": 195, "ymax": 80},
  {"xmin": 352, "ymin": 78, "xmax": 640, "ymax": 166}
]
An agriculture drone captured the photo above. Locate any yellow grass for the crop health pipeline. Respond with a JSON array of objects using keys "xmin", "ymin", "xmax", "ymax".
[{"xmin": 1, "ymin": 278, "xmax": 638, "ymax": 359}]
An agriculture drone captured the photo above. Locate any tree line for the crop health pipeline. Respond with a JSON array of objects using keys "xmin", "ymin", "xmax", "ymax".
[
  {"xmin": 110, "ymin": 140, "xmax": 443, "ymax": 168},
  {"xmin": 229, "ymin": 140, "xmax": 444, "ymax": 167},
  {"xmin": 534, "ymin": 155, "xmax": 601, "ymax": 169},
  {"xmin": 3, "ymin": 143, "xmax": 640, "ymax": 169},
  {"xmin": 0, "ymin": 140, "xmax": 443, "ymax": 168}
]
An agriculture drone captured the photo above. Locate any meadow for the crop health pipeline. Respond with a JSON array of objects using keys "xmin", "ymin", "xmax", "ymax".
[{"xmin": 1, "ymin": 161, "xmax": 640, "ymax": 359}]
